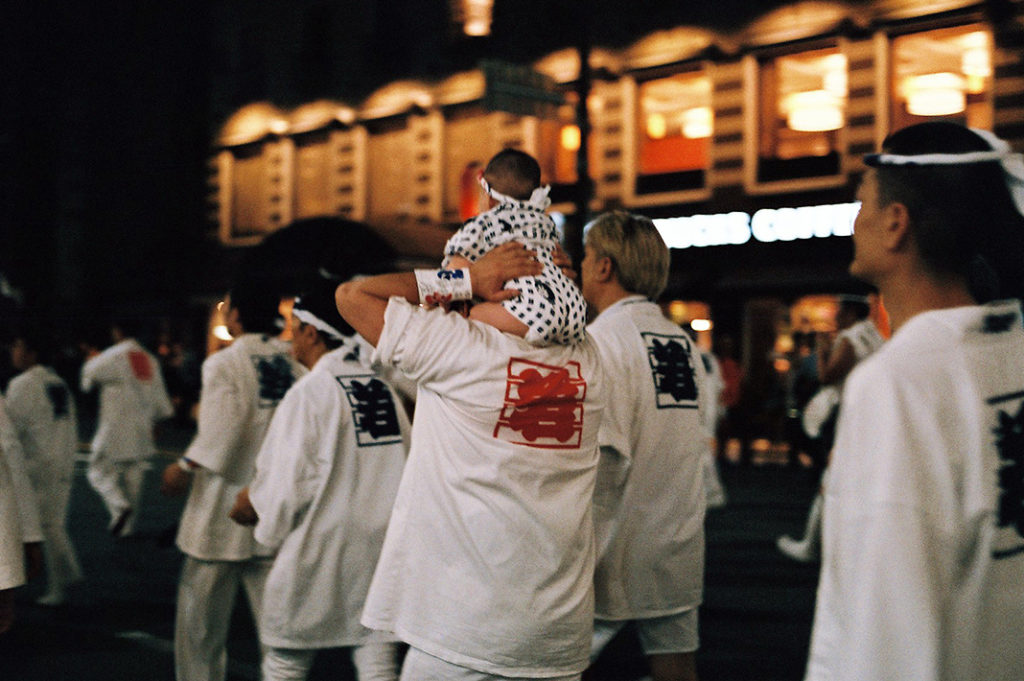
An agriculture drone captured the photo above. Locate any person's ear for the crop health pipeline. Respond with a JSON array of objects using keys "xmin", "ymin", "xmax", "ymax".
[
  {"xmin": 595, "ymin": 255, "xmax": 615, "ymax": 283},
  {"xmin": 882, "ymin": 202, "xmax": 911, "ymax": 252},
  {"xmin": 300, "ymin": 322, "xmax": 319, "ymax": 344}
]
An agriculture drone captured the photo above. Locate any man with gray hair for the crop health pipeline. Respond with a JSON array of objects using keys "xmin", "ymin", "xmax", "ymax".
[{"xmin": 579, "ymin": 211, "xmax": 709, "ymax": 681}]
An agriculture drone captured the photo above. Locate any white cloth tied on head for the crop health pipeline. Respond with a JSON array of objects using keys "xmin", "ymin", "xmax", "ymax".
[
  {"xmin": 479, "ymin": 176, "xmax": 552, "ymax": 211},
  {"xmin": 865, "ymin": 128, "xmax": 1024, "ymax": 216},
  {"xmin": 292, "ymin": 305, "xmax": 346, "ymax": 341}
]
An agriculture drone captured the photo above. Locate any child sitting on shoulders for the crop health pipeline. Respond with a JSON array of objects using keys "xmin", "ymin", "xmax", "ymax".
[{"xmin": 442, "ymin": 148, "xmax": 587, "ymax": 346}]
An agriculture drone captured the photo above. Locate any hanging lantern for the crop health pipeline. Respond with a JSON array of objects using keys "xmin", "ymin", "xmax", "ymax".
[
  {"xmin": 682, "ymin": 107, "xmax": 713, "ymax": 139},
  {"xmin": 646, "ymin": 113, "xmax": 667, "ymax": 139},
  {"xmin": 783, "ymin": 90, "xmax": 844, "ymax": 132},
  {"xmin": 560, "ymin": 124, "xmax": 581, "ymax": 151},
  {"xmin": 903, "ymin": 73, "xmax": 966, "ymax": 116}
]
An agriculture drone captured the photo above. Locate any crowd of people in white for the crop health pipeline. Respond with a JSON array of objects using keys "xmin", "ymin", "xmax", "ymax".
[{"xmin": 2, "ymin": 122, "xmax": 1023, "ymax": 681}]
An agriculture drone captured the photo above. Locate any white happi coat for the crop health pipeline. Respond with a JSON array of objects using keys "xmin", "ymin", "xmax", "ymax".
[
  {"xmin": 588, "ymin": 296, "xmax": 709, "ymax": 619},
  {"xmin": 250, "ymin": 344, "xmax": 410, "ymax": 649},
  {"xmin": 0, "ymin": 396, "xmax": 42, "ymax": 543},
  {"xmin": 5, "ymin": 366, "xmax": 78, "ymax": 518},
  {"xmin": 81, "ymin": 339, "xmax": 173, "ymax": 462},
  {"xmin": 806, "ymin": 301, "xmax": 1024, "ymax": 681},
  {"xmin": 836, "ymin": 318, "xmax": 885, "ymax": 373},
  {"xmin": 0, "ymin": 446, "xmax": 25, "ymax": 590},
  {"xmin": 362, "ymin": 298, "xmax": 606, "ymax": 677},
  {"xmin": 176, "ymin": 334, "xmax": 305, "ymax": 561}
]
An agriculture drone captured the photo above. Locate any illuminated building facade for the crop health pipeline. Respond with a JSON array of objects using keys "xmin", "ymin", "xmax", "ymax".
[{"xmin": 207, "ymin": 0, "xmax": 1023, "ymax": 384}]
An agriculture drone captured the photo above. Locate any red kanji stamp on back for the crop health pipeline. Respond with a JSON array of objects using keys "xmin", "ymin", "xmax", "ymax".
[
  {"xmin": 494, "ymin": 358, "xmax": 586, "ymax": 448},
  {"xmin": 128, "ymin": 351, "xmax": 153, "ymax": 381}
]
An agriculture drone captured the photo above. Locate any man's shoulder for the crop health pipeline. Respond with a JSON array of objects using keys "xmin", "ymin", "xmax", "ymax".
[
  {"xmin": 318, "ymin": 346, "xmax": 376, "ymax": 374},
  {"xmin": 6, "ymin": 370, "xmax": 36, "ymax": 393},
  {"xmin": 591, "ymin": 300, "xmax": 685, "ymax": 342}
]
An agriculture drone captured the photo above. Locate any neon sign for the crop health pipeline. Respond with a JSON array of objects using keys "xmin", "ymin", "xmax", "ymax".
[{"xmin": 654, "ymin": 202, "xmax": 860, "ymax": 249}]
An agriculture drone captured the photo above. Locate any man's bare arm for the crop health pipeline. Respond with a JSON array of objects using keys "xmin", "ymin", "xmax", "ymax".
[{"xmin": 336, "ymin": 242, "xmax": 542, "ymax": 346}]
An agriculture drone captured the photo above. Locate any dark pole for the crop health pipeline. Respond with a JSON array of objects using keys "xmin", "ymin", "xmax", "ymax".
[{"xmin": 569, "ymin": 0, "xmax": 593, "ymax": 265}]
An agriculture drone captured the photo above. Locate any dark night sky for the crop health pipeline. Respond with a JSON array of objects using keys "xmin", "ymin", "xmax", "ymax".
[{"xmin": 0, "ymin": 0, "xmax": 837, "ymax": 319}]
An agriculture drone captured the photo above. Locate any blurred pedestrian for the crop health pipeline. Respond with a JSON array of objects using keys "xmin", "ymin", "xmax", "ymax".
[
  {"xmin": 713, "ymin": 335, "xmax": 743, "ymax": 463},
  {"xmin": 580, "ymin": 211, "xmax": 708, "ymax": 681},
  {"xmin": 161, "ymin": 284, "xmax": 305, "ymax": 681},
  {"xmin": 0, "ymin": 443, "xmax": 26, "ymax": 635},
  {"xmin": 230, "ymin": 281, "xmax": 410, "ymax": 681},
  {"xmin": 0, "ymin": 395, "xmax": 44, "ymax": 586},
  {"xmin": 804, "ymin": 122, "xmax": 1024, "ymax": 681},
  {"xmin": 81, "ymin": 315, "xmax": 174, "ymax": 537},
  {"xmin": 5, "ymin": 326, "xmax": 81, "ymax": 605},
  {"xmin": 777, "ymin": 295, "xmax": 883, "ymax": 563}
]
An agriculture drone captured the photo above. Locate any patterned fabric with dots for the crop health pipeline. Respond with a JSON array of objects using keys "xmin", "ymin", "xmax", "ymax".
[{"xmin": 443, "ymin": 202, "xmax": 587, "ymax": 346}]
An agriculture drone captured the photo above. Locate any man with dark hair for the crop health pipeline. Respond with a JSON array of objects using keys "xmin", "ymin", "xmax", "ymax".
[
  {"xmin": 579, "ymin": 211, "xmax": 708, "ymax": 681},
  {"xmin": 161, "ymin": 286, "xmax": 305, "ymax": 681},
  {"xmin": 230, "ymin": 280, "xmax": 410, "ymax": 681},
  {"xmin": 804, "ymin": 122, "xmax": 1024, "ymax": 681},
  {"xmin": 81, "ymin": 315, "xmax": 173, "ymax": 538},
  {"xmin": 6, "ymin": 325, "xmax": 81, "ymax": 605}
]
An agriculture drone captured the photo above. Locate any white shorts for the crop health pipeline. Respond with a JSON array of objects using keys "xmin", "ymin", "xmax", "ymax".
[
  {"xmin": 591, "ymin": 608, "xmax": 699, "ymax": 659},
  {"xmin": 400, "ymin": 647, "xmax": 581, "ymax": 681}
]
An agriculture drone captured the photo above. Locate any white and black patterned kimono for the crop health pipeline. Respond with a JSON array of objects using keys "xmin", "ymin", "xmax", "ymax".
[{"xmin": 443, "ymin": 189, "xmax": 587, "ymax": 346}]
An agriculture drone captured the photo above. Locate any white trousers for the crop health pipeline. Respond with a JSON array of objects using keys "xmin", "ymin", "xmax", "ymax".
[
  {"xmin": 262, "ymin": 639, "xmax": 401, "ymax": 681},
  {"xmin": 86, "ymin": 453, "xmax": 145, "ymax": 535},
  {"xmin": 400, "ymin": 647, "xmax": 580, "ymax": 681},
  {"xmin": 34, "ymin": 477, "xmax": 81, "ymax": 595},
  {"xmin": 174, "ymin": 555, "xmax": 271, "ymax": 681}
]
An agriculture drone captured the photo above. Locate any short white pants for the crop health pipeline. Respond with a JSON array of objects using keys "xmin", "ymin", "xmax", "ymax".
[
  {"xmin": 591, "ymin": 608, "xmax": 699, "ymax": 660},
  {"xmin": 399, "ymin": 647, "xmax": 581, "ymax": 681}
]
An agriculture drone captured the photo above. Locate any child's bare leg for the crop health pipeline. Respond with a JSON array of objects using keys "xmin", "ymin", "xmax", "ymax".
[{"xmin": 469, "ymin": 302, "xmax": 529, "ymax": 338}]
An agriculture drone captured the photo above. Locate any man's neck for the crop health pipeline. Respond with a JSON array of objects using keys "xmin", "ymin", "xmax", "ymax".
[
  {"xmin": 590, "ymin": 284, "xmax": 636, "ymax": 317},
  {"xmin": 303, "ymin": 344, "xmax": 329, "ymax": 370},
  {"xmin": 879, "ymin": 271, "xmax": 976, "ymax": 333}
]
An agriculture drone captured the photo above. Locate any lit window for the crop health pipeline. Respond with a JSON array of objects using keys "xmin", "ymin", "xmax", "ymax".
[
  {"xmin": 536, "ymin": 96, "xmax": 598, "ymax": 197},
  {"xmin": 292, "ymin": 130, "xmax": 331, "ymax": 219},
  {"xmin": 891, "ymin": 25, "xmax": 993, "ymax": 132},
  {"xmin": 758, "ymin": 47, "xmax": 846, "ymax": 182},
  {"xmin": 636, "ymin": 73, "xmax": 712, "ymax": 194},
  {"xmin": 230, "ymin": 142, "xmax": 275, "ymax": 238}
]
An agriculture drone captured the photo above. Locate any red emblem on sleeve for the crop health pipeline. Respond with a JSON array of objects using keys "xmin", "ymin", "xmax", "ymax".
[
  {"xmin": 128, "ymin": 351, "xmax": 154, "ymax": 381},
  {"xmin": 494, "ymin": 358, "xmax": 586, "ymax": 448}
]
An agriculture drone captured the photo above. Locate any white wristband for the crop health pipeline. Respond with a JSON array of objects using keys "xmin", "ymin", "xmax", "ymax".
[
  {"xmin": 178, "ymin": 457, "xmax": 198, "ymax": 473},
  {"xmin": 414, "ymin": 268, "xmax": 472, "ymax": 306}
]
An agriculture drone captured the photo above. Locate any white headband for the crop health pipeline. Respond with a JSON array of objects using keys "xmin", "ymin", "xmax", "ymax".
[
  {"xmin": 479, "ymin": 176, "xmax": 552, "ymax": 211},
  {"xmin": 865, "ymin": 128, "xmax": 1024, "ymax": 216},
  {"xmin": 292, "ymin": 306, "xmax": 346, "ymax": 341}
]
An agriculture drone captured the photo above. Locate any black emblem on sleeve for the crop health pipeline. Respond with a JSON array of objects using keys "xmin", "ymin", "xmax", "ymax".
[
  {"xmin": 994, "ymin": 401, "xmax": 1024, "ymax": 558},
  {"xmin": 643, "ymin": 333, "xmax": 699, "ymax": 409},
  {"xmin": 983, "ymin": 313, "xmax": 1018, "ymax": 334},
  {"xmin": 338, "ymin": 375, "xmax": 403, "ymax": 447},
  {"xmin": 45, "ymin": 383, "xmax": 70, "ymax": 419},
  {"xmin": 252, "ymin": 355, "xmax": 296, "ymax": 407}
]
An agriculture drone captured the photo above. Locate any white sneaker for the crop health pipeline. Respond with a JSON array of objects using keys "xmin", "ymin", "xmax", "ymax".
[{"xmin": 776, "ymin": 535, "xmax": 819, "ymax": 563}]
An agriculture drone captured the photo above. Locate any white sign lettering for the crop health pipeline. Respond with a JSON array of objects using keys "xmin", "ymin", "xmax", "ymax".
[{"xmin": 654, "ymin": 202, "xmax": 860, "ymax": 249}]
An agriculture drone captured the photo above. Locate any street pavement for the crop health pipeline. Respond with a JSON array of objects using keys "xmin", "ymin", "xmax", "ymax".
[{"xmin": 2, "ymin": 425, "xmax": 821, "ymax": 681}]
